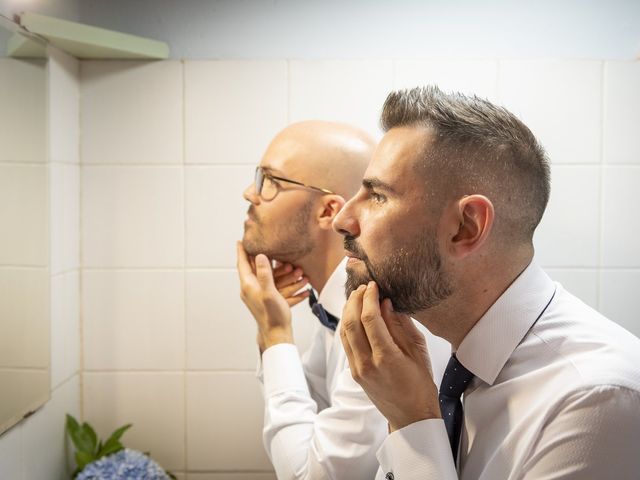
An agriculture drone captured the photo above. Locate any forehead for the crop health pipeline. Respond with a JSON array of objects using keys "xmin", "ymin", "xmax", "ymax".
[
  {"xmin": 365, "ymin": 126, "xmax": 431, "ymax": 194},
  {"xmin": 259, "ymin": 135, "xmax": 306, "ymax": 178}
]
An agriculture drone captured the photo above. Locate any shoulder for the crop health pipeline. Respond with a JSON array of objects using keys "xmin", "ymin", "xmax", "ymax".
[{"xmin": 509, "ymin": 284, "xmax": 640, "ymax": 393}]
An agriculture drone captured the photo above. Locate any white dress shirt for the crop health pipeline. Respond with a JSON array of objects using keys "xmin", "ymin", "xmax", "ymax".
[
  {"xmin": 376, "ymin": 261, "xmax": 640, "ymax": 480},
  {"xmin": 259, "ymin": 258, "xmax": 451, "ymax": 480}
]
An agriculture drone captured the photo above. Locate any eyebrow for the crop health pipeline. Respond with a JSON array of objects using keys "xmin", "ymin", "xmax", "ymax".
[{"xmin": 362, "ymin": 177, "xmax": 397, "ymax": 195}]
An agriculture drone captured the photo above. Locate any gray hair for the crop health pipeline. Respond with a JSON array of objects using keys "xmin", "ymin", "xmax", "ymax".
[{"xmin": 380, "ymin": 85, "xmax": 550, "ymax": 243}]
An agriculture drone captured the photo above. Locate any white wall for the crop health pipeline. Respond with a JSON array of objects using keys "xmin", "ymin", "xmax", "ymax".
[
  {"xmin": 0, "ymin": 46, "xmax": 81, "ymax": 479},
  {"xmin": 78, "ymin": 0, "xmax": 640, "ymax": 60}
]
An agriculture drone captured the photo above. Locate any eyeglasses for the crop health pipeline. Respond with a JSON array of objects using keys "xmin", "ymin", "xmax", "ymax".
[{"xmin": 254, "ymin": 166, "xmax": 334, "ymax": 200}]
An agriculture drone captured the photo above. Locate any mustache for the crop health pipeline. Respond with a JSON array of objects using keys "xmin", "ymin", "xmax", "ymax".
[
  {"xmin": 343, "ymin": 236, "xmax": 368, "ymax": 262},
  {"xmin": 247, "ymin": 206, "xmax": 260, "ymax": 224}
]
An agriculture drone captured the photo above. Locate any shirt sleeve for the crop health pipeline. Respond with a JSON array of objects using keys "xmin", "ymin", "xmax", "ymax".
[
  {"xmin": 261, "ymin": 342, "xmax": 387, "ymax": 480},
  {"xmin": 376, "ymin": 419, "xmax": 458, "ymax": 480},
  {"xmin": 519, "ymin": 385, "xmax": 640, "ymax": 479}
]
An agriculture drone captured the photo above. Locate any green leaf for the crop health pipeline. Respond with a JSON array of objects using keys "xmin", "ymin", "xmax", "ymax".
[
  {"xmin": 96, "ymin": 440, "xmax": 124, "ymax": 459},
  {"xmin": 65, "ymin": 414, "xmax": 94, "ymax": 454},
  {"xmin": 81, "ymin": 422, "xmax": 98, "ymax": 454},
  {"xmin": 105, "ymin": 423, "xmax": 132, "ymax": 445},
  {"xmin": 75, "ymin": 450, "xmax": 96, "ymax": 472}
]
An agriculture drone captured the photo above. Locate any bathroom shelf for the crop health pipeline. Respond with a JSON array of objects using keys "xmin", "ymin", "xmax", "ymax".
[{"xmin": 17, "ymin": 12, "xmax": 169, "ymax": 59}]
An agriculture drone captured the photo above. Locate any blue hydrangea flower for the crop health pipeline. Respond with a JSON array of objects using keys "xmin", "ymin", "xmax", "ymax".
[{"xmin": 77, "ymin": 448, "xmax": 170, "ymax": 480}]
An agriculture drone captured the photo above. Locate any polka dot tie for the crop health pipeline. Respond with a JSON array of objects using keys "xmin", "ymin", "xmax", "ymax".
[{"xmin": 439, "ymin": 354, "xmax": 475, "ymax": 464}]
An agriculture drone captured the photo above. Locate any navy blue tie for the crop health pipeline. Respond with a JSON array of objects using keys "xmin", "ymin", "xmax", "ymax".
[
  {"xmin": 308, "ymin": 289, "xmax": 338, "ymax": 331},
  {"xmin": 439, "ymin": 354, "xmax": 475, "ymax": 464}
]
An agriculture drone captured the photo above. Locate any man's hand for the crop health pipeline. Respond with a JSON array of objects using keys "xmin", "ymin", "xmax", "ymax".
[
  {"xmin": 273, "ymin": 262, "xmax": 311, "ymax": 307},
  {"xmin": 340, "ymin": 281, "xmax": 441, "ymax": 432},
  {"xmin": 236, "ymin": 242, "xmax": 295, "ymax": 351}
]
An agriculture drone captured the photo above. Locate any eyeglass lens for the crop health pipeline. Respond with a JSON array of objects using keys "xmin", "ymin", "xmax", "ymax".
[{"xmin": 254, "ymin": 167, "xmax": 264, "ymax": 195}]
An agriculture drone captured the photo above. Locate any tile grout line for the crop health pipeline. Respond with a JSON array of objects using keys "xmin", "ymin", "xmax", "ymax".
[
  {"xmin": 77, "ymin": 57, "xmax": 86, "ymax": 423},
  {"xmin": 597, "ymin": 61, "xmax": 606, "ymax": 311},
  {"xmin": 182, "ymin": 58, "xmax": 189, "ymax": 474}
]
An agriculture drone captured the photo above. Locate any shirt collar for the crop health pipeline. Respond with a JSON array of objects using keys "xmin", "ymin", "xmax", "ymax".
[
  {"xmin": 316, "ymin": 257, "xmax": 348, "ymax": 319},
  {"xmin": 456, "ymin": 260, "xmax": 556, "ymax": 386}
]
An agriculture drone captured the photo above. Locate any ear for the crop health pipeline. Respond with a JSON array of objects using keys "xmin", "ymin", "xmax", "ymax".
[
  {"xmin": 446, "ymin": 195, "xmax": 494, "ymax": 259},
  {"xmin": 317, "ymin": 195, "xmax": 346, "ymax": 230}
]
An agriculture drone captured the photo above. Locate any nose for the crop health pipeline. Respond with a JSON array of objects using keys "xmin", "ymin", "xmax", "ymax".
[
  {"xmin": 333, "ymin": 196, "xmax": 360, "ymax": 238},
  {"xmin": 243, "ymin": 182, "xmax": 260, "ymax": 204}
]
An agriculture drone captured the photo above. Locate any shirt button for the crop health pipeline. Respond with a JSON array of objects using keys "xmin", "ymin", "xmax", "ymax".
[{"xmin": 385, "ymin": 473, "xmax": 394, "ymax": 480}]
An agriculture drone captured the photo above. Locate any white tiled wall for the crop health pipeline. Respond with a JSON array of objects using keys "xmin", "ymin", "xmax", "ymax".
[
  {"xmin": 74, "ymin": 58, "xmax": 640, "ymax": 479},
  {"xmin": 0, "ymin": 46, "xmax": 81, "ymax": 479}
]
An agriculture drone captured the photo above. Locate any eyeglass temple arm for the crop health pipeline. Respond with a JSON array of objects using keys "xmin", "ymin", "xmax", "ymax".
[{"xmin": 268, "ymin": 174, "xmax": 334, "ymax": 195}]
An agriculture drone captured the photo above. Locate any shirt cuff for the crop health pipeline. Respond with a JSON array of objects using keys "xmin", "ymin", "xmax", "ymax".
[
  {"xmin": 262, "ymin": 343, "xmax": 310, "ymax": 397},
  {"xmin": 377, "ymin": 419, "xmax": 457, "ymax": 479}
]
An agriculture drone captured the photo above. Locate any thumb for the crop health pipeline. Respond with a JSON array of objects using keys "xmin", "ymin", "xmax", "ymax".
[{"xmin": 255, "ymin": 254, "xmax": 275, "ymax": 290}]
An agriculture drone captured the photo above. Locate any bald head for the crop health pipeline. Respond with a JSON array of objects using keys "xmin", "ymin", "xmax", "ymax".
[{"xmin": 262, "ymin": 120, "xmax": 375, "ymax": 199}]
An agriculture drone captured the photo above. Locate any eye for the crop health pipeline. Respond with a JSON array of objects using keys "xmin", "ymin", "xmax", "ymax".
[{"xmin": 370, "ymin": 191, "xmax": 387, "ymax": 203}]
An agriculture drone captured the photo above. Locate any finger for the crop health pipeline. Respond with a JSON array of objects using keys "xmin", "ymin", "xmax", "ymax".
[
  {"xmin": 341, "ymin": 285, "xmax": 372, "ymax": 364},
  {"xmin": 286, "ymin": 290, "xmax": 311, "ymax": 307},
  {"xmin": 273, "ymin": 263, "xmax": 293, "ymax": 279},
  {"xmin": 360, "ymin": 282, "xmax": 396, "ymax": 355},
  {"xmin": 254, "ymin": 254, "xmax": 276, "ymax": 290},
  {"xmin": 236, "ymin": 242, "xmax": 255, "ymax": 280},
  {"xmin": 274, "ymin": 269, "xmax": 304, "ymax": 289},
  {"xmin": 279, "ymin": 278, "xmax": 310, "ymax": 298},
  {"xmin": 380, "ymin": 298, "xmax": 423, "ymax": 353},
  {"xmin": 340, "ymin": 323, "xmax": 357, "ymax": 373}
]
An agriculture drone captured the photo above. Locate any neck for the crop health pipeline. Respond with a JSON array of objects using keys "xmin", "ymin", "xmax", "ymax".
[
  {"xmin": 414, "ymin": 249, "xmax": 533, "ymax": 350},
  {"xmin": 294, "ymin": 237, "xmax": 345, "ymax": 294}
]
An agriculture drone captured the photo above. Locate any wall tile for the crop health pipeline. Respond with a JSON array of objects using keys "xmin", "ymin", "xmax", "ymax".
[
  {"xmin": 545, "ymin": 268, "xmax": 598, "ymax": 309},
  {"xmin": 0, "ymin": 58, "xmax": 46, "ymax": 164},
  {"xmin": 499, "ymin": 60, "xmax": 602, "ymax": 164},
  {"xmin": 186, "ymin": 372, "xmax": 271, "ymax": 471},
  {"xmin": 83, "ymin": 373, "xmax": 185, "ymax": 471},
  {"xmin": 83, "ymin": 270, "xmax": 184, "ymax": 370},
  {"xmin": 48, "ymin": 47, "xmax": 79, "ymax": 164},
  {"xmin": 186, "ymin": 165, "xmax": 252, "ymax": 268},
  {"xmin": 0, "ymin": 421, "xmax": 23, "ymax": 480},
  {"xmin": 50, "ymin": 163, "xmax": 79, "ymax": 275},
  {"xmin": 602, "ymin": 167, "xmax": 640, "ymax": 267},
  {"xmin": 82, "ymin": 166, "xmax": 184, "ymax": 268},
  {"xmin": 603, "ymin": 62, "xmax": 640, "ymax": 164},
  {"xmin": 22, "ymin": 375, "xmax": 80, "ymax": 480},
  {"xmin": 0, "ymin": 164, "xmax": 48, "ymax": 266},
  {"xmin": 395, "ymin": 59, "xmax": 498, "ymax": 100},
  {"xmin": 81, "ymin": 61, "xmax": 183, "ymax": 164},
  {"xmin": 51, "ymin": 271, "xmax": 80, "ymax": 388},
  {"xmin": 187, "ymin": 270, "xmax": 258, "ymax": 370},
  {"xmin": 600, "ymin": 270, "xmax": 640, "ymax": 338},
  {"xmin": 289, "ymin": 60, "xmax": 394, "ymax": 139},
  {"xmin": 534, "ymin": 165, "xmax": 600, "ymax": 267},
  {"xmin": 0, "ymin": 267, "xmax": 49, "ymax": 368},
  {"xmin": 189, "ymin": 474, "xmax": 276, "ymax": 480},
  {"xmin": 185, "ymin": 61, "xmax": 288, "ymax": 165}
]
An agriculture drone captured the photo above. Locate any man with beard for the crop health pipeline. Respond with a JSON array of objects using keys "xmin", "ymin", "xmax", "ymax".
[
  {"xmin": 236, "ymin": 120, "xmax": 450, "ymax": 480},
  {"xmin": 333, "ymin": 87, "xmax": 640, "ymax": 479}
]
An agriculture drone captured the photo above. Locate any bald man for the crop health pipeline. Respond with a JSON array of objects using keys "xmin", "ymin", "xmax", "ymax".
[{"xmin": 237, "ymin": 121, "xmax": 450, "ymax": 479}]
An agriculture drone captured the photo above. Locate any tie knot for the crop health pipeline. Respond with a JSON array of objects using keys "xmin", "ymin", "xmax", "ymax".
[
  {"xmin": 308, "ymin": 289, "xmax": 338, "ymax": 331},
  {"xmin": 440, "ymin": 354, "xmax": 474, "ymax": 399}
]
